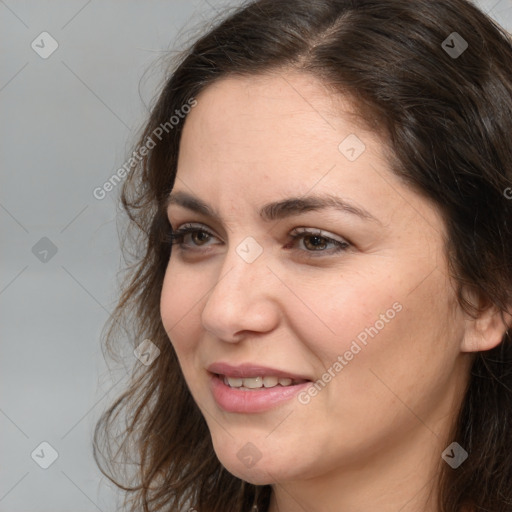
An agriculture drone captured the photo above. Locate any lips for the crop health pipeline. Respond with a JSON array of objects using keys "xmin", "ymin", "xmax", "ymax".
[
  {"xmin": 209, "ymin": 372, "xmax": 312, "ymax": 413},
  {"xmin": 207, "ymin": 362, "xmax": 312, "ymax": 382}
]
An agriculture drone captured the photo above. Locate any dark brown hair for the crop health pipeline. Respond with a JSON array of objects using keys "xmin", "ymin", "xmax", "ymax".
[{"xmin": 93, "ymin": 1, "xmax": 512, "ymax": 511}]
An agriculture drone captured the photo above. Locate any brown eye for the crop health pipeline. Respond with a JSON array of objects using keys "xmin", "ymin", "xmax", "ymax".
[
  {"xmin": 285, "ymin": 228, "xmax": 350, "ymax": 256},
  {"xmin": 190, "ymin": 231, "xmax": 211, "ymax": 245},
  {"xmin": 302, "ymin": 234, "xmax": 329, "ymax": 251},
  {"xmin": 166, "ymin": 224, "xmax": 219, "ymax": 249}
]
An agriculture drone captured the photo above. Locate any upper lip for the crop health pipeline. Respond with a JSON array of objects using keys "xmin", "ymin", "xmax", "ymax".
[{"xmin": 207, "ymin": 362, "xmax": 312, "ymax": 381}]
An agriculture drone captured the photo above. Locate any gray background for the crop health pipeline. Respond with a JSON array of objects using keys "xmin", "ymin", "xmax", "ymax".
[{"xmin": 1, "ymin": 1, "xmax": 511, "ymax": 511}]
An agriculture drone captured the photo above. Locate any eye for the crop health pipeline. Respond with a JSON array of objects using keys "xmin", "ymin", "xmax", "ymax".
[
  {"xmin": 285, "ymin": 228, "xmax": 350, "ymax": 256},
  {"xmin": 164, "ymin": 223, "xmax": 350, "ymax": 257},
  {"xmin": 165, "ymin": 223, "xmax": 219, "ymax": 249}
]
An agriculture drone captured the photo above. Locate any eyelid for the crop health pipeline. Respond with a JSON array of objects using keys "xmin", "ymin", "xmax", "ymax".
[
  {"xmin": 171, "ymin": 222, "xmax": 348, "ymax": 244},
  {"xmin": 173, "ymin": 222, "xmax": 219, "ymax": 237},
  {"xmin": 168, "ymin": 222, "xmax": 352, "ymax": 257},
  {"xmin": 169, "ymin": 217, "xmax": 226, "ymax": 238},
  {"xmin": 290, "ymin": 226, "xmax": 349, "ymax": 245}
]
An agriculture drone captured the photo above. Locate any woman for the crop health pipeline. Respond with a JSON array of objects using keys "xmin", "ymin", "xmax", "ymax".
[{"xmin": 93, "ymin": 0, "xmax": 512, "ymax": 511}]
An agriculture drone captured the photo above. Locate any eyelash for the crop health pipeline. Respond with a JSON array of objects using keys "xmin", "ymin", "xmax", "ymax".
[{"xmin": 164, "ymin": 223, "xmax": 350, "ymax": 257}]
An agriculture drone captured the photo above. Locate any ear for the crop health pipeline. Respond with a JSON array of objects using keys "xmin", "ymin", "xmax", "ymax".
[{"xmin": 460, "ymin": 289, "xmax": 512, "ymax": 353}]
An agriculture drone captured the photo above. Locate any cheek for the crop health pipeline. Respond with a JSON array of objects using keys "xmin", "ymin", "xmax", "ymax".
[
  {"xmin": 294, "ymin": 262, "xmax": 457, "ymax": 396},
  {"xmin": 293, "ymin": 274, "xmax": 403, "ymax": 365},
  {"xmin": 160, "ymin": 264, "xmax": 204, "ymax": 358},
  {"xmin": 313, "ymin": 268, "xmax": 462, "ymax": 421}
]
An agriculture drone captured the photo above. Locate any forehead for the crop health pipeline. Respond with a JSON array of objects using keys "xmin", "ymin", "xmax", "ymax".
[
  {"xmin": 185, "ymin": 71, "xmax": 368, "ymax": 138},
  {"xmin": 177, "ymin": 72, "xmax": 382, "ymax": 175}
]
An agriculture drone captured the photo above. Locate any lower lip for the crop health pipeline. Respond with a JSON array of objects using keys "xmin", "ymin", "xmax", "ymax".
[{"xmin": 209, "ymin": 373, "xmax": 312, "ymax": 413}]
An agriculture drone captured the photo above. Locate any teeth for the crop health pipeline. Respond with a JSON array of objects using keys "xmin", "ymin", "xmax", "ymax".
[
  {"xmin": 224, "ymin": 376, "xmax": 243, "ymax": 387},
  {"xmin": 263, "ymin": 376, "xmax": 278, "ymax": 387},
  {"xmin": 244, "ymin": 376, "xmax": 263, "ymax": 389},
  {"xmin": 223, "ymin": 375, "xmax": 298, "ymax": 389}
]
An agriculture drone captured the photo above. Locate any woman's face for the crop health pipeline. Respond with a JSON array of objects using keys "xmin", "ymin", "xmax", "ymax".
[{"xmin": 160, "ymin": 71, "xmax": 474, "ymax": 488}]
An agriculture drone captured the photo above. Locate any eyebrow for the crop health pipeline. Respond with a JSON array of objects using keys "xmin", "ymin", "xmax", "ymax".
[{"xmin": 165, "ymin": 190, "xmax": 381, "ymax": 225}]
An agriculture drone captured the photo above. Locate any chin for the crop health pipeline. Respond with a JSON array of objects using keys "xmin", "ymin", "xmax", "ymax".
[
  {"xmin": 230, "ymin": 466, "xmax": 275, "ymax": 485},
  {"xmin": 213, "ymin": 445, "xmax": 298, "ymax": 485}
]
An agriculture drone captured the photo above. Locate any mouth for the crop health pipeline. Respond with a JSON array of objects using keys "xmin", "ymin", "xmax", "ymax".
[
  {"xmin": 207, "ymin": 367, "xmax": 313, "ymax": 413},
  {"xmin": 214, "ymin": 373, "xmax": 310, "ymax": 390}
]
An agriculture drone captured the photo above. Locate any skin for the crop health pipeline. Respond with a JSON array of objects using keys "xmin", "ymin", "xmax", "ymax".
[{"xmin": 160, "ymin": 71, "xmax": 509, "ymax": 512}]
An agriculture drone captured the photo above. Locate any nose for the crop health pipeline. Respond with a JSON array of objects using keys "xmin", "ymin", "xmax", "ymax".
[{"xmin": 200, "ymin": 243, "xmax": 281, "ymax": 343}]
